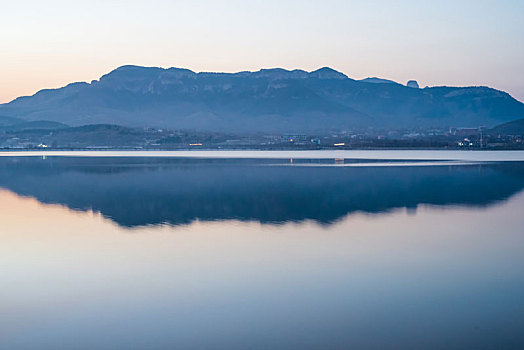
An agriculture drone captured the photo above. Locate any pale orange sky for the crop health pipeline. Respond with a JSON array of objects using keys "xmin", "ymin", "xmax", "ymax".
[{"xmin": 1, "ymin": 0, "xmax": 523, "ymax": 104}]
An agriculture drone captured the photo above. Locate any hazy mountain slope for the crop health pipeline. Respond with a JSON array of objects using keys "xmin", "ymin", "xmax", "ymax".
[
  {"xmin": 490, "ymin": 118, "xmax": 524, "ymax": 135},
  {"xmin": 0, "ymin": 120, "xmax": 67, "ymax": 132},
  {"xmin": 1, "ymin": 65, "xmax": 523, "ymax": 132},
  {"xmin": 0, "ymin": 115, "xmax": 25, "ymax": 126}
]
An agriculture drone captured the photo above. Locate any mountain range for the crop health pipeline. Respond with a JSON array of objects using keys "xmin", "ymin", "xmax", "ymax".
[{"xmin": 1, "ymin": 65, "xmax": 523, "ymax": 133}]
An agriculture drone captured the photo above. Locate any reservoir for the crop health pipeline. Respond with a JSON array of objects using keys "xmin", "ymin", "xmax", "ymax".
[{"xmin": 1, "ymin": 151, "xmax": 524, "ymax": 349}]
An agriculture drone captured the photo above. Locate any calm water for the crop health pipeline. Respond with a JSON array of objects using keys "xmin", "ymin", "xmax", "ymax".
[{"xmin": 1, "ymin": 152, "xmax": 524, "ymax": 349}]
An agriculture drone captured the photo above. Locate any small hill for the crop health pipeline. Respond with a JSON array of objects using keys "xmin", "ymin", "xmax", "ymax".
[
  {"xmin": 490, "ymin": 118, "xmax": 524, "ymax": 135},
  {"xmin": 359, "ymin": 77, "xmax": 399, "ymax": 85}
]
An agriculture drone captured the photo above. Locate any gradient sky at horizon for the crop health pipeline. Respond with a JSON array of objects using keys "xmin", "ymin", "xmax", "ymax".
[{"xmin": 1, "ymin": 0, "xmax": 523, "ymax": 103}]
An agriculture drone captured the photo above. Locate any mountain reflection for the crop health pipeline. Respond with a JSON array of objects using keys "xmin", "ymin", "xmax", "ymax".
[{"xmin": 1, "ymin": 157, "xmax": 523, "ymax": 227}]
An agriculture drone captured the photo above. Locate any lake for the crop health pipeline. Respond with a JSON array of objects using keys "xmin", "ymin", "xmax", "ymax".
[{"xmin": 1, "ymin": 151, "xmax": 524, "ymax": 349}]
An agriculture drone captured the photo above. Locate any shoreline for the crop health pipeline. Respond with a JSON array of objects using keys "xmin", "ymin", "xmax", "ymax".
[{"xmin": 1, "ymin": 149, "xmax": 524, "ymax": 162}]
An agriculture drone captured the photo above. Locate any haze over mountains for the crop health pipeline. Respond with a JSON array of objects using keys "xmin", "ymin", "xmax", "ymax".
[{"xmin": 1, "ymin": 65, "xmax": 523, "ymax": 133}]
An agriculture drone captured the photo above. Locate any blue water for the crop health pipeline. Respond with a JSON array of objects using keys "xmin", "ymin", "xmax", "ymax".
[{"xmin": 1, "ymin": 152, "xmax": 523, "ymax": 349}]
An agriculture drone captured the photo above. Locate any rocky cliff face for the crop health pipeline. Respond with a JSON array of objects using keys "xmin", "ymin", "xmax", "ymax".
[{"xmin": 407, "ymin": 80, "xmax": 420, "ymax": 88}]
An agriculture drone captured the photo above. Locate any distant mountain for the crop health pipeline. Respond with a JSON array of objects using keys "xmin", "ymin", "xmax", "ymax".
[
  {"xmin": 490, "ymin": 118, "xmax": 524, "ymax": 135},
  {"xmin": 1, "ymin": 65, "xmax": 523, "ymax": 133},
  {"xmin": 359, "ymin": 77, "xmax": 399, "ymax": 85}
]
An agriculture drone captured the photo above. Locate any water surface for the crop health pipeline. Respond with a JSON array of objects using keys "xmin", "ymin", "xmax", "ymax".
[{"xmin": 1, "ymin": 152, "xmax": 524, "ymax": 349}]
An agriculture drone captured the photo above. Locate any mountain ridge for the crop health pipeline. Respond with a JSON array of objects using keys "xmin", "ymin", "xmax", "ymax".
[{"xmin": 1, "ymin": 65, "xmax": 523, "ymax": 133}]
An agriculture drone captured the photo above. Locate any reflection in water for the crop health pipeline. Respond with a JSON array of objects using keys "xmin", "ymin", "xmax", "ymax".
[
  {"xmin": 0, "ymin": 157, "xmax": 523, "ymax": 227},
  {"xmin": 1, "ymin": 156, "xmax": 524, "ymax": 349}
]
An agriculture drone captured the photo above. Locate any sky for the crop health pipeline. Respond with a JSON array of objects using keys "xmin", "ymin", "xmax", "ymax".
[{"xmin": 1, "ymin": 0, "xmax": 523, "ymax": 103}]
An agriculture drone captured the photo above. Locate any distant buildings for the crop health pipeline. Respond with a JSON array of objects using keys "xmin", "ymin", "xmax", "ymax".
[
  {"xmin": 450, "ymin": 127, "xmax": 480, "ymax": 137},
  {"xmin": 283, "ymin": 134, "xmax": 308, "ymax": 142}
]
